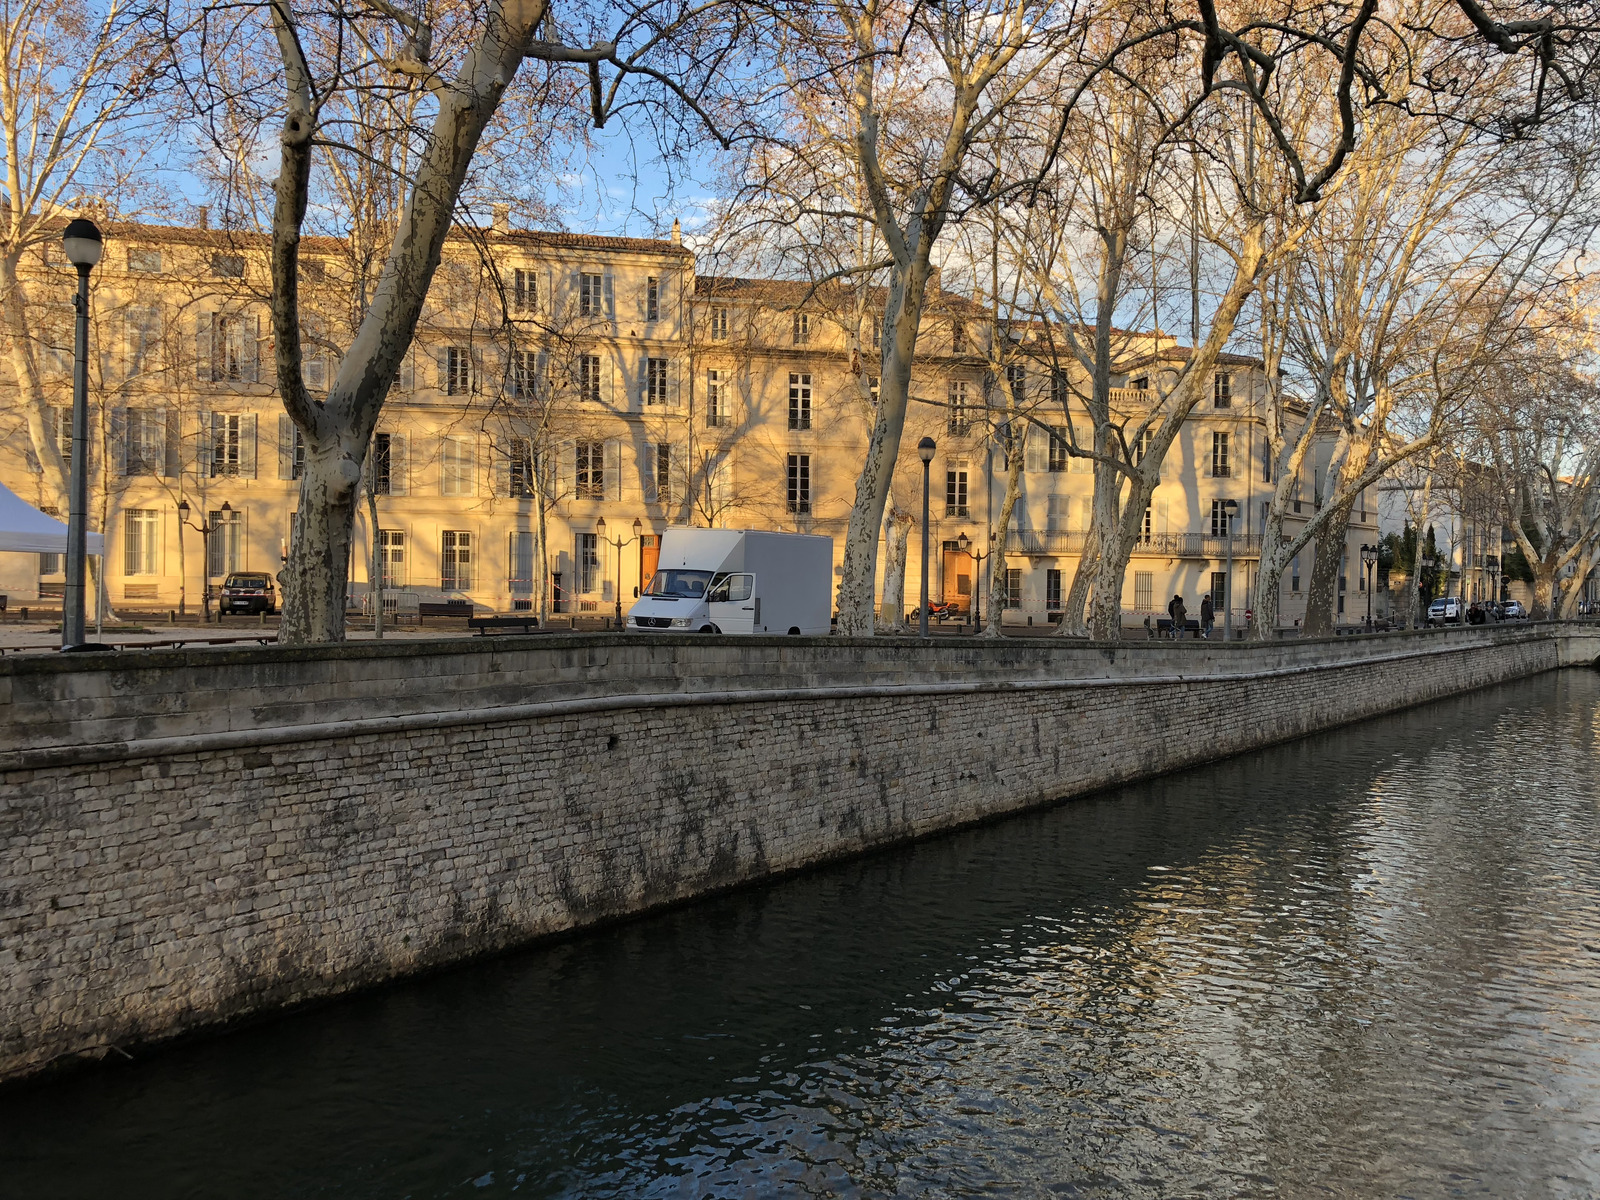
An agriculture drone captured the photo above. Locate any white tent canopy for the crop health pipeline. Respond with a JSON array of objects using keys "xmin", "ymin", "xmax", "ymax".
[{"xmin": 0, "ymin": 478, "xmax": 104, "ymax": 555}]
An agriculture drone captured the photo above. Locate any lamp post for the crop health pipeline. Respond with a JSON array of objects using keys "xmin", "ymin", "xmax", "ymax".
[
  {"xmin": 178, "ymin": 498, "xmax": 230, "ymax": 623},
  {"xmin": 59, "ymin": 218, "xmax": 103, "ymax": 649},
  {"xmin": 918, "ymin": 437, "xmax": 936, "ymax": 639},
  {"xmin": 1222, "ymin": 499, "xmax": 1238, "ymax": 641},
  {"xmin": 1360, "ymin": 543, "xmax": 1378, "ymax": 628},
  {"xmin": 596, "ymin": 516, "xmax": 641, "ymax": 627},
  {"xmin": 958, "ymin": 530, "xmax": 987, "ymax": 632}
]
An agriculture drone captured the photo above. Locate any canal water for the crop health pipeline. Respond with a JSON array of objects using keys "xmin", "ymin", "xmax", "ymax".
[{"xmin": 6, "ymin": 672, "xmax": 1600, "ymax": 1198}]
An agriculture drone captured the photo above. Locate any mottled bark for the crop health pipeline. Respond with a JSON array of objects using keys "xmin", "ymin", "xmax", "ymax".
[
  {"xmin": 276, "ymin": 0, "xmax": 554, "ymax": 642},
  {"xmin": 1300, "ymin": 497, "xmax": 1354, "ymax": 636},
  {"xmin": 0, "ymin": 251, "xmax": 67, "ymax": 505},
  {"xmin": 985, "ymin": 425, "xmax": 1023, "ymax": 638},
  {"xmin": 878, "ymin": 504, "xmax": 912, "ymax": 632}
]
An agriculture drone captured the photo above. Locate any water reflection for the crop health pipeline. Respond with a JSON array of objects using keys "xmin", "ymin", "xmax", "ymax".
[{"xmin": 5, "ymin": 673, "xmax": 1600, "ymax": 1198}]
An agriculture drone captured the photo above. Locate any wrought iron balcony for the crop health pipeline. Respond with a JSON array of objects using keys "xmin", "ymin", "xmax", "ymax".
[{"xmin": 1007, "ymin": 530, "xmax": 1263, "ymax": 559}]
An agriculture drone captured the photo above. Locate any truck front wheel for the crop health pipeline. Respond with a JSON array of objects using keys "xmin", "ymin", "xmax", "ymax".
[{"xmin": 699, "ymin": 624, "xmax": 716, "ymax": 634}]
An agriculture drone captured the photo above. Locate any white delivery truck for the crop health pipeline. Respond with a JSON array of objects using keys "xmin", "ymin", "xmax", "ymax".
[{"xmin": 626, "ymin": 527, "xmax": 834, "ymax": 635}]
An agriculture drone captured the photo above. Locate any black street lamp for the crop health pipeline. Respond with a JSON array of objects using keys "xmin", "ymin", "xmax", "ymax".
[
  {"xmin": 178, "ymin": 498, "xmax": 231, "ymax": 623},
  {"xmin": 59, "ymin": 217, "xmax": 103, "ymax": 649},
  {"xmin": 1360, "ymin": 543, "xmax": 1378, "ymax": 628},
  {"xmin": 596, "ymin": 515, "xmax": 641, "ymax": 626},
  {"xmin": 918, "ymin": 437, "xmax": 936, "ymax": 639}
]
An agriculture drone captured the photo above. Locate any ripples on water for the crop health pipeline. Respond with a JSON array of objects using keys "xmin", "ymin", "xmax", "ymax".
[{"xmin": 5, "ymin": 673, "xmax": 1600, "ymax": 1199}]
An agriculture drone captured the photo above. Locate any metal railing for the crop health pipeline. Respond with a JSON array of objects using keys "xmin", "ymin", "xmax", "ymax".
[{"xmin": 1007, "ymin": 530, "xmax": 1264, "ymax": 558}]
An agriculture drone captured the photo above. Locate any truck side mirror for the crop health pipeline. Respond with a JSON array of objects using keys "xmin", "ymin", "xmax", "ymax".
[{"xmin": 633, "ymin": 586, "xmax": 639, "ymax": 598}]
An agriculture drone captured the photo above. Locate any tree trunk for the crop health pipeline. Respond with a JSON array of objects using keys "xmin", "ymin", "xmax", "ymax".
[
  {"xmin": 985, "ymin": 425, "xmax": 1024, "ymax": 638},
  {"xmin": 878, "ymin": 505, "xmax": 912, "ymax": 632},
  {"xmin": 1301, "ymin": 499, "xmax": 1356, "ymax": 636},
  {"xmin": 282, "ymin": 453, "xmax": 360, "ymax": 642},
  {"xmin": 273, "ymin": 0, "xmax": 554, "ymax": 643},
  {"xmin": 836, "ymin": 265, "xmax": 930, "ymax": 636},
  {"xmin": 366, "ymin": 483, "xmax": 383, "ymax": 639},
  {"xmin": 0, "ymin": 251, "xmax": 67, "ymax": 505},
  {"xmin": 535, "ymin": 495, "xmax": 550, "ymax": 626},
  {"xmin": 1531, "ymin": 564, "xmax": 1555, "ymax": 619},
  {"xmin": 1085, "ymin": 464, "xmax": 1146, "ymax": 640}
]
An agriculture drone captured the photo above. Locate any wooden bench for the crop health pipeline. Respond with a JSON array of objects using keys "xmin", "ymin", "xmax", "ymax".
[
  {"xmin": 467, "ymin": 615, "xmax": 542, "ymax": 636},
  {"xmin": 1152, "ymin": 617, "xmax": 1203, "ymax": 638},
  {"xmin": 418, "ymin": 600, "xmax": 474, "ymax": 618}
]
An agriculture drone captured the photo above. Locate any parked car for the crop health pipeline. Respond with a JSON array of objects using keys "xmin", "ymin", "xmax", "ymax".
[
  {"xmin": 219, "ymin": 572, "xmax": 277, "ymax": 615},
  {"xmin": 1427, "ymin": 597, "xmax": 1462, "ymax": 626},
  {"xmin": 1502, "ymin": 599, "xmax": 1528, "ymax": 620}
]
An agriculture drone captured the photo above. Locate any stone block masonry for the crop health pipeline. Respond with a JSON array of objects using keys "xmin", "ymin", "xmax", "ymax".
[{"xmin": 3, "ymin": 624, "xmax": 1596, "ymax": 1084}]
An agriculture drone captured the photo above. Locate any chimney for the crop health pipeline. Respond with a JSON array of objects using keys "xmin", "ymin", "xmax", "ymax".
[
  {"xmin": 492, "ymin": 204, "xmax": 510, "ymax": 233},
  {"xmin": 671, "ymin": 217, "xmax": 682, "ymax": 246},
  {"xmin": 196, "ymin": 205, "xmax": 210, "ymax": 231}
]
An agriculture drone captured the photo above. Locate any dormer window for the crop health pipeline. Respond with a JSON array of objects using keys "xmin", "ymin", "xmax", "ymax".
[{"xmin": 1131, "ymin": 375, "xmax": 1149, "ymax": 390}]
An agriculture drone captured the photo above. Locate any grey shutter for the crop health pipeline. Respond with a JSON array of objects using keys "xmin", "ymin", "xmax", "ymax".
[
  {"xmin": 397, "ymin": 351, "xmax": 414, "ymax": 392},
  {"xmin": 634, "ymin": 278, "xmax": 647, "ymax": 322},
  {"xmin": 603, "ymin": 438, "xmax": 620, "ymax": 501},
  {"xmin": 198, "ymin": 410, "xmax": 214, "ymax": 474},
  {"xmin": 246, "ymin": 315, "xmax": 261, "ymax": 383},
  {"xmin": 602, "ymin": 271, "xmax": 615, "ymax": 320},
  {"xmin": 1024, "ymin": 426, "xmax": 1046, "ymax": 473},
  {"xmin": 435, "ymin": 347, "xmax": 448, "ymax": 391},
  {"xmin": 160, "ymin": 408, "xmax": 178, "ymax": 478},
  {"xmin": 556, "ymin": 439, "xmax": 575, "ymax": 498},
  {"xmin": 278, "ymin": 414, "xmax": 296, "ymax": 479},
  {"xmin": 390, "ymin": 433, "xmax": 408, "ymax": 497},
  {"xmin": 110, "ymin": 407, "xmax": 128, "ymax": 476},
  {"xmin": 642, "ymin": 441, "xmax": 657, "ymax": 503},
  {"xmin": 667, "ymin": 357, "xmax": 681, "ymax": 408},
  {"xmin": 195, "ymin": 313, "xmax": 213, "ymax": 381},
  {"xmin": 241, "ymin": 413, "xmax": 258, "ymax": 478},
  {"xmin": 492, "ymin": 439, "xmax": 510, "ymax": 498}
]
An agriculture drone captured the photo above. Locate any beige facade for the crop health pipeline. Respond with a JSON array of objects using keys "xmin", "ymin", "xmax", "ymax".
[{"xmin": 1, "ymin": 220, "xmax": 1375, "ymax": 628}]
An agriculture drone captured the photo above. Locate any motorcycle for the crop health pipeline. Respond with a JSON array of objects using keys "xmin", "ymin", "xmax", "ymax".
[{"xmin": 908, "ymin": 599, "xmax": 960, "ymax": 623}]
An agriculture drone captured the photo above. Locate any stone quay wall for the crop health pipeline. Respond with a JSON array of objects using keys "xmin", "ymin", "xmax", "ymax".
[{"xmin": 3, "ymin": 624, "xmax": 1595, "ymax": 1083}]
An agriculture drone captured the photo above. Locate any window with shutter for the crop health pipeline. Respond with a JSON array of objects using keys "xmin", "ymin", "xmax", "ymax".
[
  {"xmin": 710, "ymin": 306, "xmax": 728, "ymax": 340},
  {"xmin": 655, "ymin": 443, "xmax": 673, "ymax": 504},
  {"xmin": 646, "ymin": 357, "xmax": 668, "ymax": 406},
  {"xmin": 575, "ymin": 441, "xmax": 604, "ymax": 499},
  {"xmin": 706, "ymin": 369, "xmax": 726, "ymax": 427},
  {"xmin": 513, "ymin": 268, "xmax": 538, "ymax": 314},
  {"xmin": 948, "ymin": 381, "xmax": 970, "ymax": 435},
  {"xmin": 441, "ymin": 530, "xmax": 474, "ymax": 590},
  {"xmin": 646, "ymin": 277, "xmax": 660, "ymax": 321},
  {"xmin": 786, "ymin": 453, "xmax": 810, "ymax": 513},
  {"xmin": 441, "ymin": 434, "xmax": 476, "ymax": 496},
  {"xmin": 788, "ymin": 373, "xmax": 811, "ymax": 430}
]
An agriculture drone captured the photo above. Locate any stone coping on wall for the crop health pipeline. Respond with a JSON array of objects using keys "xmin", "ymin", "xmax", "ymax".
[{"xmin": 0, "ymin": 624, "xmax": 1585, "ymax": 767}]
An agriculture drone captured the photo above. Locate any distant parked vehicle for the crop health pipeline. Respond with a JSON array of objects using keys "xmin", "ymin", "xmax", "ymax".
[
  {"xmin": 1427, "ymin": 597, "xmax": 1462, "ymax": 626},
  {"xmin": 1502, "ymin": 599, "xmax": 1528, "ymax": 619},
  {"xmin": 219, "ymin": 572, "xmax": 276, "ymax": 616}
]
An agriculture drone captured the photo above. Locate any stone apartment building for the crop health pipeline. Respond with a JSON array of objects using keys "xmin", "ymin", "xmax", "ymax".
[{"xmin": 2, "ymin": 217, "xmax": 1376, "ymax": 628}]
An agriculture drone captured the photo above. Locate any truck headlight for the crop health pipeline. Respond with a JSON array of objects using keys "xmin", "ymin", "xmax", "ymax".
[{"xmin": 670, "ymin": 618, "xmax": 691, "ymax": 628}]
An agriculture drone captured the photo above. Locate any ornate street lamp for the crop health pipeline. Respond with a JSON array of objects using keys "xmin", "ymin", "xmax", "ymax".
[
  {"xmin": 59, "ymin": 218, "xmax": 103, "ymax": 649},
  {"xmin": 178, "ymin": 498, "xmax": 231, "ymax": 623},
  {"xmin": 596, "ymin": 516, "xmax": 641, "ymax": 626}
]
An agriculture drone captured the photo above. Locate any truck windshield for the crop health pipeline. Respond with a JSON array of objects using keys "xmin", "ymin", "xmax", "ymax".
[{"xmin": 648, "ymin": 569, "xmax": 713, "ymax": 598}]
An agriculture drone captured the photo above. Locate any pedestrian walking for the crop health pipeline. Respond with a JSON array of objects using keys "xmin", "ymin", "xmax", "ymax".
[
  {"xmin": 1168, "ymin": 594, "xmax": 1187, "ymax": 640},
  {"xmin": 1200, "ymin": 593, "xmax": 1215, "ymax": 639}
]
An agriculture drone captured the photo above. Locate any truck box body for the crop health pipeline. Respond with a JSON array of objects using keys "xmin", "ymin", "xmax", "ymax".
[{"xmin": 626, "ymin": 528, "xmax": 833, "ymax": 635}]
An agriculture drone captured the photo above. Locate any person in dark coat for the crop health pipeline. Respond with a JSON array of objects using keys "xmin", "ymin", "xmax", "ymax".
[
  {"xmin": 1168, "ymin": 594, "xmax": 1187, "ymax": 639},
  {"xmin": 1200, "ymin": 593, "xmax": 1215, "ymax": 639}
]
